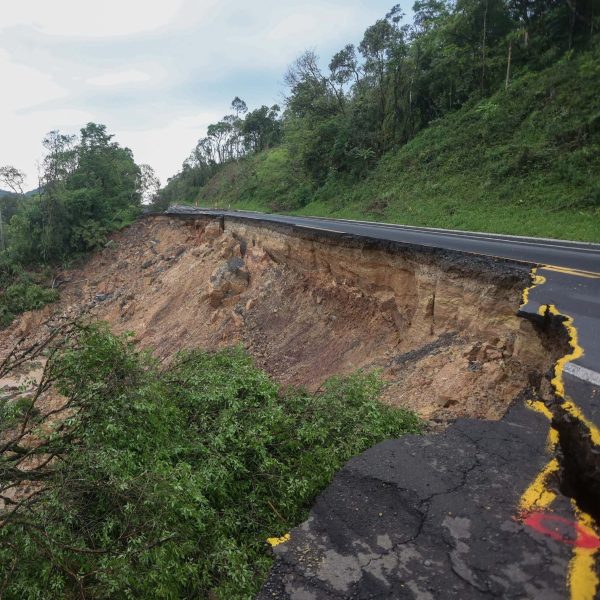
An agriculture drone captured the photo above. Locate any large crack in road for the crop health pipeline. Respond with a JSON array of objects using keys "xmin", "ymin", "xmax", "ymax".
[{"xmin": 259, "ymin": 400, "xmax": 579, "ymax": 599}]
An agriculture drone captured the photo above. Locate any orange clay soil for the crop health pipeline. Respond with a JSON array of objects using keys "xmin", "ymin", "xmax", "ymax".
[{"xmin": 1, "ymin": 215, "xmax": 558, "ymax": 422}]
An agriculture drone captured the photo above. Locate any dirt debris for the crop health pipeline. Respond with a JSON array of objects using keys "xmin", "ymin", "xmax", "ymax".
[{"xmin": 0, "ymin": 216, "xmax": 557, "ymax": 422}]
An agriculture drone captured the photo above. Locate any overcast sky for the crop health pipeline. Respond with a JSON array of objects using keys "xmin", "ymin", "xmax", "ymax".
[{"xmin": 1, "ymin": 0, "xmax": 409, "ymax": 188}]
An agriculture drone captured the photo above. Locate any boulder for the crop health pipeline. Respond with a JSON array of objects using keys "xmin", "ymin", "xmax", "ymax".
[{"xmin": 207, "ymin": 258, "xmax": 250, "ymax": 308}]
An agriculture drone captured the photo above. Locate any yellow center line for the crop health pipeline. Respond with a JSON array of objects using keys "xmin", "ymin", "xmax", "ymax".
[
  {"xmin": 518, "ymin": 269, "xmax": 600, "ymax": 600},
  {"xmin": 521, "ymin": 267, "xmax": 547, "ymax": 306},
  {"xmin": 540, "ymin": 265, "xmax": 600, "ymax": 279},
  {"xmin": 569, "ymin": 503, "xmax": 600, "ymax": 600}
]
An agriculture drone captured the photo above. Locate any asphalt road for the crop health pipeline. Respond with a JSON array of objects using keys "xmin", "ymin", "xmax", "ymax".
[
  {"xmin": 259, "ymin": 402, "xmax": 579, "ymax": 600},
  {"xmin": 168, "ymin": 206, "xmax": 600, "ymax": 374},
  {"xmin": 166, "ymin": 206, "xmax": 600, "ymax": 599},
  {"xmin": 168, "ymin": 206, "xmax": 600, "ymax": 271}
]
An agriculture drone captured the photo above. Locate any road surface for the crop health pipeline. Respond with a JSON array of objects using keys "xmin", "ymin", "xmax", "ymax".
[{"xmin": 166, "ymin": 206, "xmax": 600, "ymax": 599}]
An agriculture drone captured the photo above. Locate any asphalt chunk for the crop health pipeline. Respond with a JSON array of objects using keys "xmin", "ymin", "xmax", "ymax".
[{"xmin": 258, "ymin": 401, "xmax": 585, "ymax": 600}]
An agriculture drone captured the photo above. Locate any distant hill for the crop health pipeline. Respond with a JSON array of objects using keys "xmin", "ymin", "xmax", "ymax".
[{"xmin": 0, "ymin": 188, "xmax": 41, "ymax": 199}]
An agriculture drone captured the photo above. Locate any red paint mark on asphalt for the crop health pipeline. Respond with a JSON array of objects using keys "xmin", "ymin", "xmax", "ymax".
[{"xmin": 524, "ymin": 512, "xmax": 600, "ymax": 549}]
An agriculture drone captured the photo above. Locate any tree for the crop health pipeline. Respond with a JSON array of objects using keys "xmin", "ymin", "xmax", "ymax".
[
  {"xmin": 138, "ymin": 164, "xmax": 161, "ymax": 204},
  {"xmin": 284, "ymin": 50, "xmax": 339, "ymax": 118},
  {"xmin": 231, "ymin": 96, "xmax": 248, "ymax": 117},
  {"xmin": 241, "ymin": 105, "xmax": 282, "ymax": 153},
  {"xmin": 0, "ymin": 165, "xmax": 26, "ymax": 195},
  {"xmin": 9, "ymin": 123, "xmax": 142, "ymax": 265},
  {"xmin": 357, "ymin": 6, "xmax": 409, "ymax": 151},
  {"xmin": 41, "ymin": 131, "xmax": 77, "ymax": 186},
  {"xmin": 329, "ymin": 44, "xmax": 362, "ymax": 88}
]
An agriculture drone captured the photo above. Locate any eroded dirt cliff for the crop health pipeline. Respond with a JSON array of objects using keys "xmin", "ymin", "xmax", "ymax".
[{"xmin": 3, "ymin": 215, "xmax": 557, "ymax": 422}]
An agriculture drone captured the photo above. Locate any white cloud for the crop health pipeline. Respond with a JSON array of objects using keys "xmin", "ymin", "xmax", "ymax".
[
  {"xmin": 118, "ymin": 111, "xmax": 223, "ymax": 183},
  {"xmin": 0, "ymin": 0, "xmax": 409, "ymax": 186},
  {"xmin": 0, "ymin": 50, "xmax": 67, "ymax": 111},
  {"xmin": 1, "ymin": 0, "xmax": 186, "ymax": 37},
  {"xmin": 87, "ymin": 69, "xmax": 152, "ymax": 87}
]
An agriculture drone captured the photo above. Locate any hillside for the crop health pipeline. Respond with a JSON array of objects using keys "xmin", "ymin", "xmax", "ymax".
[
  {"xmin": 197, "ymin": 45, "xmax": 600, "ymax": 242},
  {"xmin": 0, "ymin": 213, "xmax": 560, "ymax": 596}
]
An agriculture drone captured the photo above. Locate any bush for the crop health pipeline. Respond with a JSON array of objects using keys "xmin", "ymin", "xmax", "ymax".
[
  {"xmin": 0, "ymin": 280, "xmax": 59, "ymax": 326},
  {"xmin": 0, "ymin": 324, "xmax": 421, "ymax": 599}
]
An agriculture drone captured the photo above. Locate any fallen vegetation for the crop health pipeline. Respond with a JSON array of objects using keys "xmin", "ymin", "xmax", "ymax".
[{"xmin": 0, "ymin": 321, "xmax": 420, "ymax": 599}]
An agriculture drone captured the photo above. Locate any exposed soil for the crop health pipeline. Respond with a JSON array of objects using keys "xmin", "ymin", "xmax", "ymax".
[{"xmin": 1, "ymin": 215, "xmax": 558, "ymax": 422}]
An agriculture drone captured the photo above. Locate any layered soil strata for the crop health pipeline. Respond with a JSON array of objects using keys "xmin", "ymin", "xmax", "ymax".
[{"xmin": 2, "ymin": 215, "xmax": 557, "ymax": 422}]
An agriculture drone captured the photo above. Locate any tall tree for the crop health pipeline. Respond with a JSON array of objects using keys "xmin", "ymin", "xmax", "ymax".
[{"xmin": 0, "ymin": 166, "xmax": 26, "ymax": 196}]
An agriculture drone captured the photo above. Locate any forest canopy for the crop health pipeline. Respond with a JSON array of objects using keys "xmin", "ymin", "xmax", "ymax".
[{"xmin": 158, "ymin": 0, "xmax": 599, "ymax": 209}]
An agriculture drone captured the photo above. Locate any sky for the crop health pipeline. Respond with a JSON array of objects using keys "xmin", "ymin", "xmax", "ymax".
[{"xmin": 0, "ymin": 0, "xmax": 409, "ymax": 188}]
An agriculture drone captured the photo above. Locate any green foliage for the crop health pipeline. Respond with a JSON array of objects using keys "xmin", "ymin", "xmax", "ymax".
[
  {"xmin": 8, "ymin": 123, "xmax": 142, "ymax": 266},
  {"xmin": 0, "ymin": 279, "xmax": 59, "ymax": 327},
  {"xmin": 0, "ymin": 325, "xmax": 421, "ymax": 599},
  {"xmin": 164, "ymin": 2, "xmax": 600, "ymax": 241},
  {"xmin": 154, "ymin": 98, "xmax": 283, "ymax": 211},
  {"xmin": 198, "ymin": 42, "xmax": 600, "ymax": 241},
  {"xmin": 0, "ymin": 396, "xmax": 37, "ymax": 433},
  {"xmin": 0, "ymin": 123, "xmax": 145, "ymax": 326},
  {"xmin": 201, "ymin": 147, "xmax": 313, "ymax": 211}
]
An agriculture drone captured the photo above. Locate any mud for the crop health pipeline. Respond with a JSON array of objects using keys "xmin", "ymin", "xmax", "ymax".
[{"xmin": 1, "ymin": 215, "xmax": 559, "ymax": 423}]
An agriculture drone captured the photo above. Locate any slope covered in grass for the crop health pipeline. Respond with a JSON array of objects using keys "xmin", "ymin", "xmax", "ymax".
[{"xmin": 198, "ymin": 46, "xmax": 600, "ymax": 242}]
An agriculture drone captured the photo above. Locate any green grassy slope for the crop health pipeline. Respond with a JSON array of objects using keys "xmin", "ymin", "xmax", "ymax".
[{"xmin": 197, "ymin": 46, "xmax": 600, "ymax": 242}]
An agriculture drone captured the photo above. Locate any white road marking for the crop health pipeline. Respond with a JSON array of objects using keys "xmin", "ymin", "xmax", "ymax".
[{"xmin": 564, "ymin": 363, "xmax": 600, "ymax": 387}]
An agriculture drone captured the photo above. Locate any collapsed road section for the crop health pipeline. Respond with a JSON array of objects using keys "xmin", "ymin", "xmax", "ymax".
[
  {"xmin": 7, "ymin": 214, "xmax": 555, "ymax": 423},
  {"xmin": 3, "ymin": 210, "xmax": 599, "ymax": 598}
]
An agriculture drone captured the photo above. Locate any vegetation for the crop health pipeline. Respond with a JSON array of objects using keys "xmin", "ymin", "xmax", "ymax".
[
  {"xmin": 0, "ymin": 278, "xmax": 58, "ymax": 326},
  {"xmin": 0, "ymin": 123, "xmax": 155, "ymax": 326},
  {"xmin": 0, "ymin": 323, "xmax": 421, "ymax": 599},
  {"xmin": 199, "ymin": 45, "xmax": 600, "ymax": 240},
  {"xmin": 162, "ymin": 1, "xmax": 600, "ymax": 241},
  {"xmin": 156, "ymin": 98, "xmax": 282, "ymax": 211}
]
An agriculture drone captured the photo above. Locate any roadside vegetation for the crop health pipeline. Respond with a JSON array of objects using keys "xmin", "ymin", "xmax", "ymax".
[
  {"xmin": 0, "ymin": 323, "xmax": 421, "ymax": 599},
  {"xmin": 0, "ymin": 124, "xmax": 159, "ymax": 326},
  {"xmin": 159, "ymin": 1, "xmax": 600, "ymax": 241}
]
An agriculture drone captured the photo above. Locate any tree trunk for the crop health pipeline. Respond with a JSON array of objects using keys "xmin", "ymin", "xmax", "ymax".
[
  {"xmin": 505, "ymin": 41, "xmax": 512, "ymax": 90},
  {"xmin": 481, "ymin": 0, "xmax": 488, "ymax": 94}
]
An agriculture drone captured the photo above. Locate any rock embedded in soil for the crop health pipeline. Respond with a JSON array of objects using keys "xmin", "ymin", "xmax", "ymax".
[{"xmin": 0, "ymin": 215, "xmax": 558, "ymax": 423}]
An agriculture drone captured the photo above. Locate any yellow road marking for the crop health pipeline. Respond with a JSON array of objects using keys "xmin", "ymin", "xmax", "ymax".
[
  {"xmin": 519, "ymin": 458, "xmax": 559, "ymax": 513},
  {"xmin": 541, "ymin": 265, "xmax": 600, "ymax": 279},
  {"xmin": 267, "ymin": 533, "xmax": 290, "ymax": 547},
  {"xmin": 539, "ymin": 304, "xmax": 600, "ymax": 446},
  {"xmin": 521, "ymin": 267, "xmax": 547, "ymax": 306},
  {"xmin": 518, "ymin": 269, "xmax": 600, "ymax": 600},
  {"xmin": 569, "ymin": 503, "xmax": 600, "ymax": 600}
]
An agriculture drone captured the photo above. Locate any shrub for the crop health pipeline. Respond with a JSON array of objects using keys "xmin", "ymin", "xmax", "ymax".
[
  {"xmin": 0, "ymin": 324, "xmax": 421, "ymax": 599},
  {"xmin": 0, "ymin": 280, "xmax": 59, "ymax": 326}
]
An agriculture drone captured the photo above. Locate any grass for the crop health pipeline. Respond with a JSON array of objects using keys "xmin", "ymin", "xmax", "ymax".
[{"xmin": 195, "ymin": 45, "xmax": 600, "ymax": 242}]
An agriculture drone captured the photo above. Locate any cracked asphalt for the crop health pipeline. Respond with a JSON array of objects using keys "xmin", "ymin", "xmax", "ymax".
[
  {"xmin": 165, "ymin": 208, "xmax": 600, "ymax": 599},
  {"xmin": 258, "ymin": 402, "xmax": 579, "ymax": 599}
]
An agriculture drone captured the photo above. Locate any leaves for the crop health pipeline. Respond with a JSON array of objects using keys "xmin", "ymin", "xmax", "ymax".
[{"xmin": 0, "ymin": 326, "xmax": 421, "ymax": 599}]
